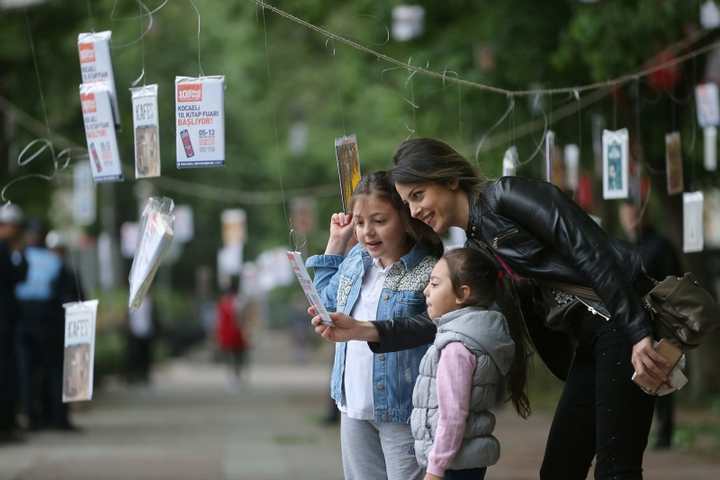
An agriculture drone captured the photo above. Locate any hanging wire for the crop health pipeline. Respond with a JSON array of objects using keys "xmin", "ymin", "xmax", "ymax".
[
  {"xmin": 251, "ymin": 0, "xmax": 718, "ymax": 98},
  {"xmin": 189, "ymin": 0, "xmax": 205, "ymax": 77},
  {"xmin": 130, "ymin": 0, "xmax": 149, "ymax": 87},
  {"xmin": 258, "ymin": 2, "xmax": 294, "ymax": 247},
  {"xmin": 474, "ymin": 94, "xmax": 515, "ymax": 164},
  {"xmin": 519, "ymin": 95, "xmax": 549, "ymax": 167},
  {"xmin": 86, "ymin": 0, "xmax": 96, "ymax": 32}
]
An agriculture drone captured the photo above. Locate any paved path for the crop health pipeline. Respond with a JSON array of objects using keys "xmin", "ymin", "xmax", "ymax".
[{"xmin": 0, "ymin": 332, "xmax": 718, "ymax": 479}]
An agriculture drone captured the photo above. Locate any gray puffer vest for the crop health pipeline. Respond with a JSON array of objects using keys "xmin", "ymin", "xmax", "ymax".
[{"xmin": 410, "ymin": 307, "xmax": 514, "ymax": 470}]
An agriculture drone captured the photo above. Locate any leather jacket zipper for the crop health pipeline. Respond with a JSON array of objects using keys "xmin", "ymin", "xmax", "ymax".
[{"xmin": 492, "ymin": 227, "xmax": 519, "ymax": 249}]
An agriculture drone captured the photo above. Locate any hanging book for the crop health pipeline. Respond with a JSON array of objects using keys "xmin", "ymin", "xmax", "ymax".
[
  {"xmin": 129, "ymin": 197, "xmax": 175, "ymax": 310},
  {"xmin": 63, "ymin": 300, "xmax": 98, "ymax": 402},
  {"xmin": 131, "ymin": 84, "xmax": 161, "ymax": 178},
  {"xmin": 502, "ymin": 146, "xmax": 519, "ymax": 176},
  {"xmin": 683, "ymin": 191, "xmax": 704, "ymax": 253},
  {"xmin": 602, "ymin": 129, "xmax": 629, "ymax": 199},
  {"xmin": 175, "ymin": 76, "xmax": 225, "ymax": 168},
  {"xmin": 666, "ymin": 132, "xmax": 684, "ymax": 195},
  {"xmin": 696, "ymin": 83, "xmax": 720, "ymax": 127},
  {"xmin": 335, "ymin": 134, "xmax": 362, "ymax": 213},
  {"xmin": 80, "ymin": 83, "xmax": 123, "ymax": 183},
  {"xmin": 78, "ymin": 31, "xmax": 120, "ymax": 126}
]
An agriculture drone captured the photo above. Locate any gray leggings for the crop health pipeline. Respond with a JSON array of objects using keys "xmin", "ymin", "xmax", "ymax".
[{"xmin": 340, "ymin": 413, "xmax": 423, "ymax": 480}]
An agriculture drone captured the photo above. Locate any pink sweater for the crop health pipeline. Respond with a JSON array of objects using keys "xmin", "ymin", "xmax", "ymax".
[{"xmin": 426, "ymin": 342, "xmax": 477, "ymax": 477}]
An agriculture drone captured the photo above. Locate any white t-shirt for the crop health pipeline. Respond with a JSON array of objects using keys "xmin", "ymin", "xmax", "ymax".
[{"xmin": 338, "ymin": 258, "xmax": 392, "ymax": 420}]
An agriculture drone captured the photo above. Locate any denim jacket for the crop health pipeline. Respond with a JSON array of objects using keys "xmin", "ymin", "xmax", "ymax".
[{"xmin": 307, "ymin": 243, "xmax": 437, "ymax": 423}]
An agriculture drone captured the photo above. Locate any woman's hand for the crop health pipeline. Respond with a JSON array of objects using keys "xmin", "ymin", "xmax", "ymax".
[
  {"xmin": 308, "ymin": 306, "xmax": 380, "ymax": 343},
  {"xmin": 325, "ymin": 212, "xmax": 357, "ymax": 255},
  {"xmin": 631, "ymin": 336, "xmax": 671, "ymax": 392},
  {"xmin": 424, "ymin": 473, "xmax": 442, "ymax": 480}
]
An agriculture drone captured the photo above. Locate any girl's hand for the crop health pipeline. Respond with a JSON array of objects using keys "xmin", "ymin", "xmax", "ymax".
[
  {"xmin": 424, "ymin": 474, "xmax": 442, "ymax": 480},
  {"xmin": 325, "ymin": 212, "xmax": 357, "ymax": 255}
]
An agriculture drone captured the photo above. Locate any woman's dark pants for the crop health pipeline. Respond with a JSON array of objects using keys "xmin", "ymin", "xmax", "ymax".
[{"xmin": 540, "ymin": 313, "xmax": 655, "ymax": 479}]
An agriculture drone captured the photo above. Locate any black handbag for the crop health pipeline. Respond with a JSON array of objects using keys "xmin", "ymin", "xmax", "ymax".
[{"xmin": 643, "ymin": 272, "xmax": 720, "ymax": 350}]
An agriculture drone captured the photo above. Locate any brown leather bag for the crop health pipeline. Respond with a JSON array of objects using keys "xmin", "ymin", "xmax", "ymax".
[{"xmin": 644, "ymin": 272, "xmax": 720, "ymax": 350}]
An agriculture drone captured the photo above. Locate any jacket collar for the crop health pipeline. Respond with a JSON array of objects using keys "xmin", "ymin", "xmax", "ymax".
[{"xmin": 360, "ymin": 241, "xmax": 430, "ymax": 272}]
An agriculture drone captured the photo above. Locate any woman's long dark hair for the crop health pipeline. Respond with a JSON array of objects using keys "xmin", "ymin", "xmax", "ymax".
[
  {"xmin": 350, "ymin": 171, "xmax": 443, "ymax": 258},
  {"xmin": 391, "ymin": 138, "xmax": 485, "ymax": 196},
  {"xmin": 443, "ymin": 247, "xmax": 531, "ymax": 419}
]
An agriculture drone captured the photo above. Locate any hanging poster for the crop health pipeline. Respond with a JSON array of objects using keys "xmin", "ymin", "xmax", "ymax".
[
  {"xmin": 175, "ymin": 76, "xmax": 225, "ymax": 168},
  {"xmin": 78, "ymin": 31, "xmax": 120, "ymax": 126},
  {"xmin": 80, "ymin": 83, "xmax": 123, "ymax": 183}
]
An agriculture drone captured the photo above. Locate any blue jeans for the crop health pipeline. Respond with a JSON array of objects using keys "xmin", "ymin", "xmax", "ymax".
[
  {"xmin": 445, "ymin": 467, "xmax": 487, "ymax": 479},
  {"xmin": 540, "ymin": 313, "xmax": 655, "ymax": 479}
]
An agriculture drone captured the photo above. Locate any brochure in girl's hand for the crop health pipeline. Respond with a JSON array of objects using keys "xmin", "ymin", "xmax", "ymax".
[
  {"xmin": 286, "ymin": 251, "xmax": 333, "ymax": 325},
  {"xmin": 63, "ymin": 300, "xmax": 98, "ymax": 403}
]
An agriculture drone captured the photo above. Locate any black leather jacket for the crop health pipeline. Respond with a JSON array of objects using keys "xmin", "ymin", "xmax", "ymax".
[{"xmin": 370, "ymin": 176, "xmax": 653, "ymax": 380}]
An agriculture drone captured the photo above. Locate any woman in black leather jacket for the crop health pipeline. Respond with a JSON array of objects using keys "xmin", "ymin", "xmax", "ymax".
[{"xmin": 311, "ymin": 138, "xmax": 671, "ymax": 479}]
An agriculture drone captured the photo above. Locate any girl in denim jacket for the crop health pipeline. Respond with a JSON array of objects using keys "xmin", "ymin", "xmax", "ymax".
[{"xmin": 307, "ymin": 171, "xmax": 442, "ymax": 480}]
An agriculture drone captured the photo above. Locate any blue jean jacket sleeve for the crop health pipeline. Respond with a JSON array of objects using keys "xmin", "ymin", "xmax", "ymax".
[{"xmin": 306, "ymin": 253, "xmax": 345, "ymax": 312}]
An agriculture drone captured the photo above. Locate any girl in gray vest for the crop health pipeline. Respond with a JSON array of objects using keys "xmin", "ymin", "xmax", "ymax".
[{"xmin": 411, "ymin": 248, "xmax": 530, "ymax": 480}]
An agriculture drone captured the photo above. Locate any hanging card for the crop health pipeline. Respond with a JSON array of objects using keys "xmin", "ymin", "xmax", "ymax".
[
  {"xmin": 63, "ymin": 300, "xmax": 98, "ymax": 402},
  {"xmin": 705, "ymin": 126, "xmax": 717, "ymax": 171},
  {"xmin": 602, "ymin": 128, "xmax": 629, "ymax": 199},
  {"xmin": 335, "ymin": 135, "xmax": 362, "ymax": 213},
  {"xmin": 564, "ymin": 144, "xmax": 580, "ymax": 191},
  {"xmin": 502, "ymin": 146, "xmax": 519, "ymax": 176},
  {"xmin": 131, "ymin": 84, "xmax": 161, "ymax": 178},
  {"xmin": 683, "ymin": 191, "xmax": 704, "ymax": 253},
  {"xmin": 696, "ymin": 83, "xmax": 720, "ymax": 127},
  {"xmin": 666, "ymin": 132, "xmax": 684, "ymax": 195}
]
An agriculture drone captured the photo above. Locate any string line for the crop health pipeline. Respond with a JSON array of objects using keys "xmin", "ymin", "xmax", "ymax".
[{"xmin": 252, "ymin": 0, "xmax": 717, "ymax": 97}]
